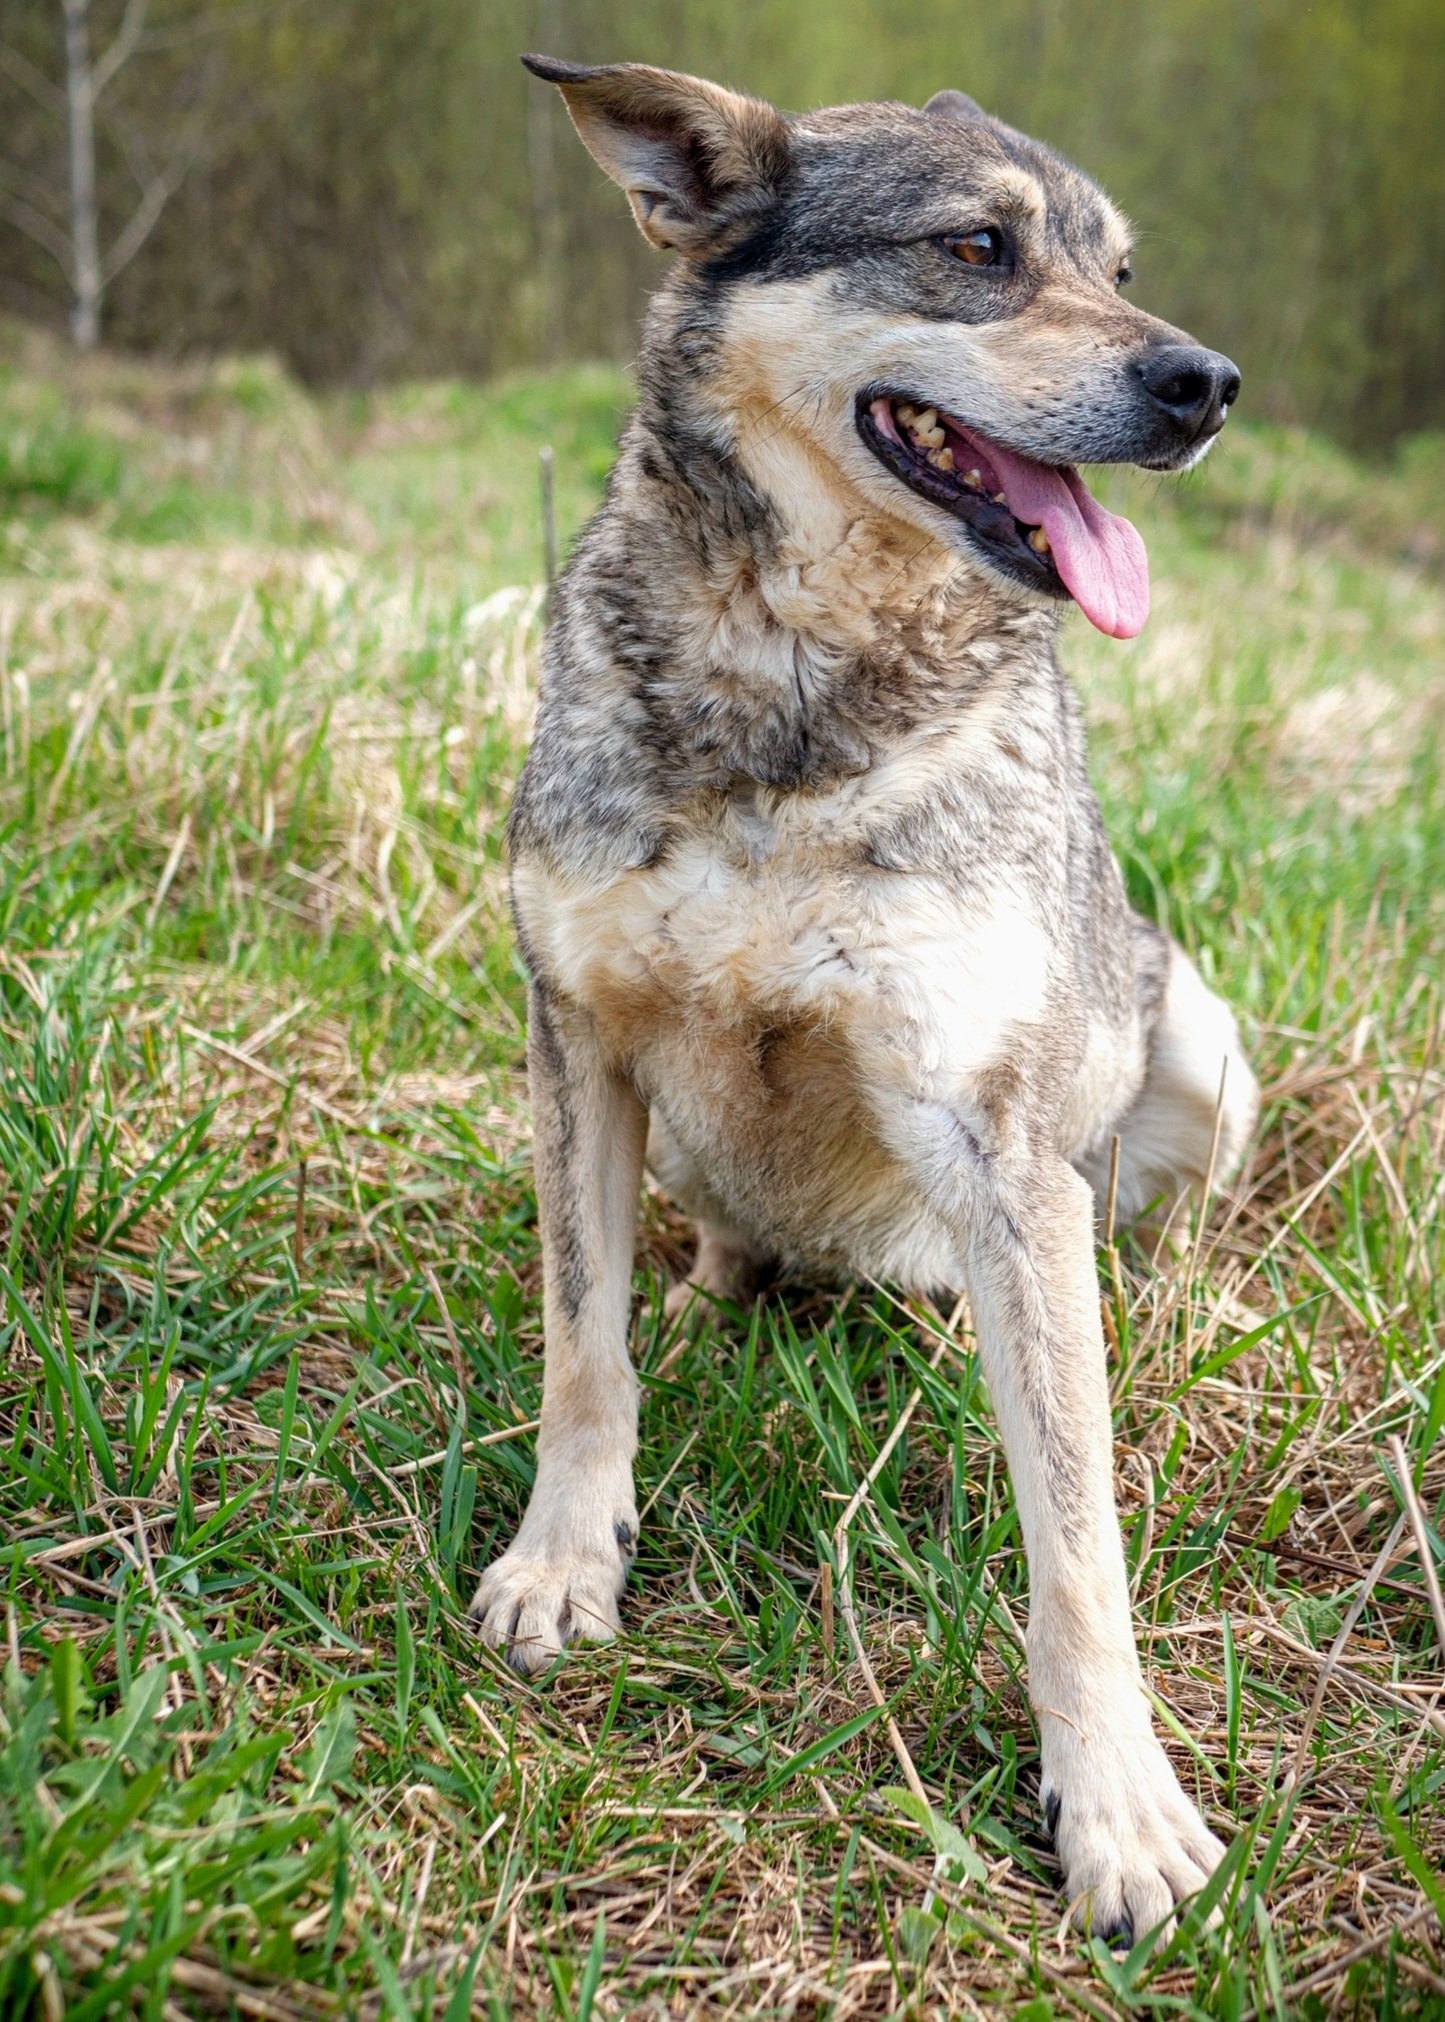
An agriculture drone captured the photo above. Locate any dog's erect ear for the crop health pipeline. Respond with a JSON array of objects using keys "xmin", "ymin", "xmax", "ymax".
[
  {"xmin": 522, "ymin": 55, "xmax": 789, "ymax": 255},
  {"xmin": 924, "ymin": 88, "xmax": 985, "ymax": 122}
]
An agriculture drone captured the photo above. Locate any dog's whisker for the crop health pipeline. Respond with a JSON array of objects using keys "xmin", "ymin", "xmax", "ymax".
[{"xmin": 746, "ymin": 379, "xmax": 831, "ymax": 451}]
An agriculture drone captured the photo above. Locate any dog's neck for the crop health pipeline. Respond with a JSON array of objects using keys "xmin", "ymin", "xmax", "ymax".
[
  {"xmin": 611, "ymin": 341, "xmax": 1060, "ymax": 794},
  {"xmin": 517, "ymin": 336, "xmax": 1078, "ymax": 876}
]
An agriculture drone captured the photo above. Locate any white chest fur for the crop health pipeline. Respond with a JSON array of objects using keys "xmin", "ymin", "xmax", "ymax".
[{"xmin": 515, "ymin": 789, "xmax": 1053, "ymax": 1105}]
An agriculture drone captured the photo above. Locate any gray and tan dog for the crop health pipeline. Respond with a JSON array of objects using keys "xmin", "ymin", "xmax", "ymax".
[{"xmin": 475, "ymin": 55, "xmax": 1258, "ymax": 1943}]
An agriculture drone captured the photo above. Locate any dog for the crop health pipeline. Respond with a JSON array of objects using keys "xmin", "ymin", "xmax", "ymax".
[{"xmin": 474, "ymin": 54, "xmax": 1259, "ymax": 1945}]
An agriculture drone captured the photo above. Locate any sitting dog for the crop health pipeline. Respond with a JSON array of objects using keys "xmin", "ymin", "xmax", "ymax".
[{"xmin": 475, "ymin": 54, "xmax": 1258, "ymax": 1944}]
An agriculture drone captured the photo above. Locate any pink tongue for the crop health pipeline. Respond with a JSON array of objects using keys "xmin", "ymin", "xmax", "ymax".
[{"xmin": 967, "ymin": 434, "xmax": 1150, "ymax": 639}]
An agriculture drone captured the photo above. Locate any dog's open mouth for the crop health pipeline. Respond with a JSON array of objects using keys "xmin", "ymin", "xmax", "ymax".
[{"xmin": 858, "ymin": 394, "xmax": 1150, "ymax": 639}]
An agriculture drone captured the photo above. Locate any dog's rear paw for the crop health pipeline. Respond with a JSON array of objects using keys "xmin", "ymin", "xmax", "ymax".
[
  {"xmin": 663, "ymin": 1276, "xmax": 707, "ymax": 1324},
  {"xmin": 664, "ymin": 1224, "xmax": 764, "ymax": 1325},
  {"xmin": 1043, "ymin": 1727, "xmax": 1226, "ymax": 1947},
  {"xmin": 471, "ymin": 1517, "xmax": 637, "ymax": 1675}
]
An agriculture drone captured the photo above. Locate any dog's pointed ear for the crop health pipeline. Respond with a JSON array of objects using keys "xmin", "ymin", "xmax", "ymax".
[
  {"xmin": 522, "ymin": 55, "xmax": 789, "ymax": 255},
  {"xmin": 924, "ymin": 88, "xmax": 985, "ymax": 122}
]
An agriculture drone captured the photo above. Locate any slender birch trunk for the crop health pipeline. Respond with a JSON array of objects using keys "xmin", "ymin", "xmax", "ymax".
[{"xmin": 62, "ymin": 0, "xmax": 101, "ymax": 349}]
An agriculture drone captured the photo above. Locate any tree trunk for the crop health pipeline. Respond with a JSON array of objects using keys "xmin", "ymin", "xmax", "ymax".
[{"xmin": 63, "ymin": 0, "xmax": 101, "ymax": 349}]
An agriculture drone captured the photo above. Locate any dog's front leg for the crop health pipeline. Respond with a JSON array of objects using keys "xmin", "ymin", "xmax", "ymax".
[
  {"xmin": 472, "ymin": 982, "xmax": 647, "ymax": 1674},
  {"xmin": 874, "ymin": 1085, "xmax": 1224, "ymax": 1941}
]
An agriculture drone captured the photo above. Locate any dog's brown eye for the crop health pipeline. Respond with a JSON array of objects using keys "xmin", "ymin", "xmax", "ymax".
[
  {"xmin": 1116, "ymin": 264, "xmax": 1133, "ymax": 289},
  {"xmin": 945, "ymin": 228, "xmax": 1003, "ymax": 267}
]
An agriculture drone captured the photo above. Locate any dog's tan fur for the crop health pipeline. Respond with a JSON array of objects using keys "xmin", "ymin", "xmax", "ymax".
[{"xmin": 474, "ymin": 58, "xmax": 1257, "ymax": 1944}]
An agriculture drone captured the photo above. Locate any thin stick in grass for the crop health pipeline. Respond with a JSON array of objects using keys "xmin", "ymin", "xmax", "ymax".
[
  {"xmin": 540, "ymin": 445, "xmax": 557, "ymax": 595},
  {"xmin": 1103, "ymin": 1131, "xmax": 1122, "ymax": 1248},
  {"xmin": 1387, "ymin": 1431, "xmax": 1445, "ymax": 1666},
  {"xmin": 147, "ymin": 810, "xmax": 191, "ymax": 929},
  {"xmin": 292, "ymin": 1156, "xmax": 307, "ymax": 1277},
  {"xmin": 1288, "ymin": 1508, "xmax": 1408, "ymax": 1786},
  {"xmin": 387, "ymin": 1418, "xmax": 541, "ymax": 1477},
  {"xmin": 832, "ymin": 1311, "xmax": 953, "ymax": 1810},
  {"xmin": 423, "ymin": 1262, "xmax": 467, "ymax": 1403}
]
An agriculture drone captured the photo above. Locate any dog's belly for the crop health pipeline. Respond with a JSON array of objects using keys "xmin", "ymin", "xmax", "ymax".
[
  {"xmin": 513, "ymin": 836, "xmax": 1070, "ymax": 1286},
  {"xmin": 641, "ymin": 1017, "xmax": 964, "ymax": 1285}
]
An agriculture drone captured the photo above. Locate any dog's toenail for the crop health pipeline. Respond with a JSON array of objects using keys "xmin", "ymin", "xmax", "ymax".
[
  {"xmin": 615, "ymin": 1521, "xmax": 635, "ymax": 1553},
  {"xmin": 1044, "ymin": 1790, "xmax": 1061, "ymax": 1838}
]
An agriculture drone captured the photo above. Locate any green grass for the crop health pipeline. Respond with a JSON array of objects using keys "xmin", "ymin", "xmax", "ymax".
[{"xmin": 0, "ymin": 313, "xmax": 1442, "ymax": 2018}]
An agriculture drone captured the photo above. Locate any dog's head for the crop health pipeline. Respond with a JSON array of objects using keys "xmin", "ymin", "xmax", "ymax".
[{"xmin": 524, "ymin": 56, "xmax": 1240, "ymax": 640}]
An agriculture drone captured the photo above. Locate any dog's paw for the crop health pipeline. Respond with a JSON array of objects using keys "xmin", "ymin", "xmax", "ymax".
[
  {"xmin": 1042, "ymin": 1726, "xmax": 1225, "ymax": 1947},
  {"xmin": 663, "ymin": 1276, "xmax": 708, "ymax": 1325},
  {"xmin": 471, "ymin": 1513, "xmax": 638, "ymax": 1676},
  {"xmin": 663, "ymin": 1226, "xmax": 763, "ymax": 1325}
]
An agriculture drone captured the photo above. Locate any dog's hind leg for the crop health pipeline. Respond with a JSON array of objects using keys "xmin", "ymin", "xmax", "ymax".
[
  {"xmin": 1077, "ymin": 939, "xmax": 1258, "ymax": 1238},
  {"xmin": 471, "ymin": 983, "xmax": 647, "ymax": 1674},
  {"xmin": 867, "ymin": 1072, "xmax": 1225, "ymax": 1944},
  {"xmin": 647, "ymin": 1115, "xmax": 768, "ymax": 1321}
]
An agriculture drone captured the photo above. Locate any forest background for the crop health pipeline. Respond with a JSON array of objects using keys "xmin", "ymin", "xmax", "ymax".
[{"xmin": 2, "ymin": 0, "xmax": 1443, "ymax": 456}]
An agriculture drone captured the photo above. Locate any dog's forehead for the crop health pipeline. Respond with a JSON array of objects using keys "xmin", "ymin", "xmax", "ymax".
[{"xmin": 785, "ymin": 101, "xmax": 1128, "ymax": 260}]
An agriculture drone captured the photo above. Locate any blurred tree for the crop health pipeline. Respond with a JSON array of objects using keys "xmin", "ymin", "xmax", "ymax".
[{"xmin": 0, "ymin": 0, "xmax": 207, "ymax": 347}]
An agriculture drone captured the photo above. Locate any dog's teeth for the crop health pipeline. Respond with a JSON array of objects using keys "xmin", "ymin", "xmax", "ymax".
[
  {"xmin": 914, "ymin": 407, "xmax": 937, "ymax": 431},
  {"xmin": 930, "ymin": 446, "xmax": 955, "ymax": 472},
  {"xmin": 963, "ymin": 467, "xmax": 983, "ymax": 489},
  {"xmin": 992, "ymin": 491, "xmax": 1007, "ymax": 505},
  {"xmin": 1028, "ymin": 526, "xmax": 1052, "ymax": 554}
]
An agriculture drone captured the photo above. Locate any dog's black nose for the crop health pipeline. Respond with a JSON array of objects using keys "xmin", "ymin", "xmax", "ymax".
[{"xmin": 1135, "ymin": 345, "xmax": 1241, "ymax": 439}]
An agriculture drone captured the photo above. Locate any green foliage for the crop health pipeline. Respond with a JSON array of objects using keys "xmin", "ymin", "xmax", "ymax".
[
  {"xmin": 0, "ymin": 1652, "xmax": 344, "ymax": 2015},
  {"xmin": 0, "ymin": 402, "xmax": 123, "ymax": 516}
]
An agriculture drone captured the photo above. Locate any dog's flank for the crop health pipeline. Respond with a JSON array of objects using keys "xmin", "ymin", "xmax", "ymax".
[{"xmin": 476, "ymin": 56, "xmax": 1257, "ymax": 1946}]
